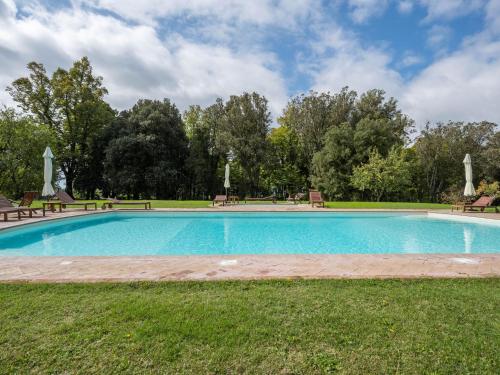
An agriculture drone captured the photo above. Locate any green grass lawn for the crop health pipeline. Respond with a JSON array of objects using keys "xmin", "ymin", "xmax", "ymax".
[
  {"xmin": 1, "ymin": 279, "xmax": 498, "ymax": 373},
  {"xmin": 28, "ymin": 199, "xmax": 457, "ymax": 210},
  {"xmin": 324, "ymin": 201, "xmax": 451, "ymax": 209},
  {"xmin": 30, "ymin": 199, "xmax": 212, "ymax": 209}
]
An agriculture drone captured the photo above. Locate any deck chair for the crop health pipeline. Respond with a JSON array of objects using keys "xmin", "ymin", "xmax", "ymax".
[
  {"xmin": 452, "ymin": 195, "xmax": 498, "ymax": 212},
  {"xmin": 213, "ymin": 195, "xmax": 227, "ymax": 206},
  {"xmin": 56, "ymin": 190, "xmax": 97, "ymax": 210},
  {"xmin": 102, "ymin": 198, "xmax": 152, "ymax": 210},
  {"xmin": 0, "ymin": 195, "xmax": 22, "ymax": 221},
  {"xmin": 309, "ymin": 190, "xmax": 325, "ymax": 208}
]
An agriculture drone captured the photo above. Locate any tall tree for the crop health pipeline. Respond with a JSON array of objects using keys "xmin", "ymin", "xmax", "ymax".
[
  {"xmin": 184, "ymin": 100, "xmax": 227, "ymax": 198},
  {"xmin": 223, "ymin": 92, "xmax": 270, "ymax": 194},
  {"xmin": 104, "ymin": 99, "xmax": 188, "ymax": 199},
  {"xmin": 262, "ymin": 126, "xmax": 306, "ymax": 197},
  {"xmin": 0, "ymin": 108, "xmax": 54, "ymax": 198},
  {"xmin": 414, "ymin": 121, "xmax": 497, "ymax": 201},
  {"xmin": 279, "ymin": 88, "xmax": 357, "ymax": 178},
  {"xmin": 311, "ymin": 89, "xmax": 413, "ymax": 199},
  {"xmin": 7, "ymin": 57, "xmax": 115, "ymax": 196}
]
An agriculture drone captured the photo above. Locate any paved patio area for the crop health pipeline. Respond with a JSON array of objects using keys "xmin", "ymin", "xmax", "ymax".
[{"xmin": 0, "ymin": 207, "xmax": 499, "ymax": 282}]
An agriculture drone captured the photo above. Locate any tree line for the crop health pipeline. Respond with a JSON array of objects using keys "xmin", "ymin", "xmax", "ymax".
[{"xmin": 1, "ymin": 57, "xmax": 499, "ymax": 201}]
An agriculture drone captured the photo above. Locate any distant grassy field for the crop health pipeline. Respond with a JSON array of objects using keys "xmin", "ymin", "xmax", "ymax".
[
  {"xmin": 27, "ymin": 199, "xmax": 457, "ymax": 210},
  {"xmin": 0, "ymin": 279, "xmax": 498, "ymax": 373},
  {"xmin": 324, "ymin": 201, "xmax": 451, "ymax": 209}
]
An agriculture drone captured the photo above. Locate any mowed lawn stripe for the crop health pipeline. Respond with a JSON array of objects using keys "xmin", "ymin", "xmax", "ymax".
[{"xmin": 0, "ymin": 279, "xmax": 498, "ymax": 374}]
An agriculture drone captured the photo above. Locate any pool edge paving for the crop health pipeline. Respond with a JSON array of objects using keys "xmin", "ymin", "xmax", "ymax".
[{"xmin": 0, "ymin": 254, "xmax": 499, "ymax": 282}]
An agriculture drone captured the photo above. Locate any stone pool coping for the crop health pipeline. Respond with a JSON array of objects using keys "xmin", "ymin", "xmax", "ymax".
[
  {"xmin": 1, "ymin": 254, "xmax": 498, "ymax": 282},
  {"xmin": 1, "ymin": 208, "xmax": 499, "ymax": 282}
]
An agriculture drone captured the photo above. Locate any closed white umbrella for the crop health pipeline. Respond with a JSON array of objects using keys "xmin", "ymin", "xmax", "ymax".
[
  {"xmin": 42, "ymin": 146, "xmax": 55, "ymax": 197},
  {"xmin": 463, "ymin": 154, "xmax": 475, "ymax": 197},
  {"xmin": 224, "ymin": 163, "xmax": 230, "ymax": 196}
]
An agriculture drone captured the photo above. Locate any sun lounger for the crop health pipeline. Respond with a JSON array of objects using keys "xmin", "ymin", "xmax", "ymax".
[
  {"xmin": 287, "ymin": 193, "xmax": 305, "ymax": 204},
  {"xmin": 309, "ymin": 190, "xmax": 325, "ymax": 208},
  {"xmin": 102, "ymin": 198, "xmax": 152, "ymax": 210},
  {"xmin": 213, "ymin": 195, "xmax": 227, "ymax": 206},
  {"xmin": 56, "ymin": 190, "xmax": 97, "ymax": 210},
  {"xmin": 452, "ymin": 195, "xmax": 498, "ymax": 212},
  {"xmin": 244, "ymin": 195, "xmax": 277, "ymax": 204},
  {"xmin": 18, "ymin": 191, "xmax": 39, "ymax": 215},
  {"xmin": 0, "ymin": 195, "xmax": 23, "ymax": 221}
]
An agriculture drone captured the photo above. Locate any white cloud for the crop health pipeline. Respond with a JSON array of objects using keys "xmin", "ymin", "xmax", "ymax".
[
  {"xmin": 308, "ymin": 7, "xmax": 500, "ymax": 128},
  {"xmin": 398, "ymin": 1, "xmax": 414, "ymax": 14},
  {"xmin": 426, "ymin": 25, "xmax": 452, "ymax": 49},
  {"xmin": 0, "ymin": 1, "xmax": 288, "ymax": 116},
  {"xmin": 400, "ymin": 52, "xmax": 423, "ymax": 67},
  {"xmin": 419, "ymin": 0, "xmax": 485, "ymax": 21},
  {"xmin": 485, "ymin": 0, "xmax": 500, "ymax": 34},
  {"xmin": 402, "ymin": 38, "xmax": 500, "ymax": 126},
  {"xmin": 309, "ymin": 25, "xmax": 403, "ymax": 98},
  {"xmin": 347, "ymin": 0, "xmax": 389, "ymax": 23},
  {"xmin": 81, "ymin": 0, "xmax": 317, "ymax": 29}
]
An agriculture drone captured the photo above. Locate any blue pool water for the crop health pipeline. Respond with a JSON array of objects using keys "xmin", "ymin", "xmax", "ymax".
[{"xmin": 0, "ymin": 212, "xmax": 499, "ymax": 256}]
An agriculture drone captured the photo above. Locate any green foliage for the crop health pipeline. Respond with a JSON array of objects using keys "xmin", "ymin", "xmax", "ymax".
[
  {"xmin": 476, "ymin": 180, "xmax": 500, "ymax": 197},
  {"xmin": 184, "ymin": 100, "xmax": 227, "ymax": 198},
  {"xmin": 261, "ymin": 126, "xmax": 306, "ymax": 197},
  {"xmin": 8, "ymin": 57, "xmax": 115, "ymax": 195},
  {"xmin": 223, "ymin": 92, "xmax": 271, "ymax": 194},
  {"xmin": 104, "ymin": 99, "xmax": 188, "ymax": 199},
  {"xmin": 0, "ymin": 109, "xmax": 54, "ymax": 198},
  {"xmin": 351, "ymin": 147, "xmax": 413, "ymax": 201},
  {"xmin": 413, "ymin": 121, "xmax": 496, "ymax": 201},
  {"xmin": 2, "ymin": 57, "xmax": 499, "ymax": 202}
]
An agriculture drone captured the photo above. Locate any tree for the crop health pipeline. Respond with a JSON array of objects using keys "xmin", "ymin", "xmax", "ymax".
[
  {"xmin": 413, "ymin": 121, "xmax": 496, "ymax": 201},
  {"xmin": 0, "ymin": 108, "xmax": 54, "ymax": 198},
  {"xmin": 311, "ymin": 89, "xmax": 413, "ymax": 199},
  {"xmin": 279, "ymin": 88, "xmax": 357, "ymax": 178},
  {"xmin": 261, "ymin": 126, "xmax": 306, "ymax": 198},
  {"xmin": 483, "ymin": 131, "xmax": 500, "ymax": 182},
  {"xmin": 184, "ymin": 100, "xmax": 227, "ymax": 198},
  {"xmin": 104, "ymin": 99, "xmax": 188, "ymax": 199},
  {"xmin": 7, "ymin": 57, "xmax": 115, "ymax": 196},
  {"xmin": 351, "ymin": 147, "xmax": 413, "ymax": 201},
  {"xmin": 223, "ymin": 92, "xmax": 270, "ymax": 194},
  {"xmin": 311, "ymin": 123, "xmax": 356, "ymax": 199}
]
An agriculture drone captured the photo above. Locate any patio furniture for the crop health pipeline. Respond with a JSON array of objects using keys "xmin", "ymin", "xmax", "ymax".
[
  {"xmin": 287, "ymin": 192, "xmax": 305, "ymax": 204},
  {"xmin": 228, "ymin": 195, "xmax": 240, "ymax": 205},
  {"xmin": 309, "ymin": 190, "xmax": 325, "ymax": 208},
  {"xmin": 56, "ymin": 190, "xmax": 97, "ymax": 211},
  {"xmin": 244, "ymin": 195, "xmax": 277, "ymax": 204},
  {"xmin": 102, "ymin": 198, "xmax": 152, "ymax": 210},
  {"xmin": 451, "ymin": 195, "xmax": 498, "ymax": 212},
  {"xmin": 213, "ymin": 195, "xmax": 227, "ymax": 206},
  {"xmin": 42, "ymin": 201, "xmax": 63, "ymax": 216},
  {"xmin": 0, "ymin": 194, "xmax": 36, "ymax": 220}
]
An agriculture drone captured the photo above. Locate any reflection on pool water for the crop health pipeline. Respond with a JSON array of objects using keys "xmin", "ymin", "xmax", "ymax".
[{"xmin": 0, "ymin": 212, "xmax": 499, "ymax": 256}]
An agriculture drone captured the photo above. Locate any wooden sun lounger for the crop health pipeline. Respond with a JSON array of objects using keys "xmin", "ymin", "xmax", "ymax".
[
  {"xmin": 452, "ymin": 195, "xmax": 498, "ymax": 212},
  {"xmin": 309, "ymin": 190, "xmax": 325, "ymax": 208},
  {"xmin": 287, "ymin": 193, "xmax": 305, "ymax": 204},
  {"xmin": 0, "ymin": 207, "xmax": 21, "ymax": 221},
  {"xmin": 213, "ymin": 195, "xmax": 227, "ymax": 206},
  {"xmin": 244, "ymin": 196, "xmax": 277, "ymax": 204},
  {"xmin": 0, "ymin": 194, "xmax": 35, "ymax": 220},
  {"xmin": 102, "ymin": 199, "xmax": 152, "ymax": 210},
  {"xmin": 56, "ymin": 190, "xmax": 97, "ymax": 211}
]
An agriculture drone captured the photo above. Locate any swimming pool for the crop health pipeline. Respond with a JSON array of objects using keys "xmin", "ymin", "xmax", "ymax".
[{"xmin": 0, "ymin": 212, "xmax": 499, "ymax": 256}]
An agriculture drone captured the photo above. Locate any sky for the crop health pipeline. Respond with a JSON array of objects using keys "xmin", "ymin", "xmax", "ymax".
[{"xmin": 1, "ymin": 0, "xmax": 500, "ymax": 128}]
